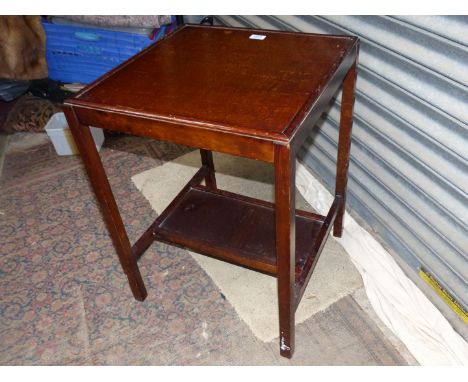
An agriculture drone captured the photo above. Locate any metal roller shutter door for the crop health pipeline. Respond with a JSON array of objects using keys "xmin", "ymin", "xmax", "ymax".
[{"xmin": 214, "ymin": 16, "xmax": 468, "ymax": 318}]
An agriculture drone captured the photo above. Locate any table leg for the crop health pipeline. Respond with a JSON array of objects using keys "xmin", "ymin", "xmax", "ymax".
[
  {"xmin": 334, "ymin": 62, "xmax": 358, "ymax": 238},
  {"xmin": 274, "ymin": 144, "xmax": 296, "ymax": 358},
  {"xmin": 64, "ymin": 107, "xmax": 148, "ymax": 301},
  {"xmin": 200, "ymin": 149, "xmax": 217, "ymax": 189}
]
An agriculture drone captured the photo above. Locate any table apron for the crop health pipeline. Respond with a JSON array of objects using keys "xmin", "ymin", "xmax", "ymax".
[
  {"xmin": 289, "ymin": 44, "xmax": 358, "ymax": 154},
  {"xmin": 73, "ymin": 107, "xmax": 276, "ymax": 163}
]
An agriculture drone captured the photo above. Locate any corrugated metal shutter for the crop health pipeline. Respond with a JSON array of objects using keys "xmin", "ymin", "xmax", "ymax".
[{"xmin": 214, "ymin": 16, "xmax": 468, "ymax": 312}]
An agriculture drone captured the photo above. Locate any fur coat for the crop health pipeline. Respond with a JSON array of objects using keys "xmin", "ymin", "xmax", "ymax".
[{"xmin": 0, "ymin": 16, "xmax": 48, "ymax": 80}]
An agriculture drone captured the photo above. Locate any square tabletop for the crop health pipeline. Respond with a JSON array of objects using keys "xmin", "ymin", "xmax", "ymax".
[{"xmin": 66, "ymin": 25, "xmax": 357, "ymax": 143}]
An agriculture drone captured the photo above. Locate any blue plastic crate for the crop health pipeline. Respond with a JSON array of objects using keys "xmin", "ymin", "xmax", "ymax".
[{"xmin": 43, "ymin": 18, "xmax": 176, "ymax": 84}]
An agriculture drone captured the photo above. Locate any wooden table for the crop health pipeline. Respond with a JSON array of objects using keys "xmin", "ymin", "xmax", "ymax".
[{"xmin": 64, "ymin": 25, "xmax": 359, "ymax": 358}]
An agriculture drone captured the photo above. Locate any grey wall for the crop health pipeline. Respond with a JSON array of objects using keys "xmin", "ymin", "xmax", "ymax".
[{"xmin": 212, "ymin": 16, "xmax": 468, "ymax": 319}]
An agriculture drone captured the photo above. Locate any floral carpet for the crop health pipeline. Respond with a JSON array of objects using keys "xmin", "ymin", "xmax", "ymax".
[
  {"xmin": 0, "ymin": 134, "xmax": 411, "ymax": 365},
  {"xmin": 0, "ymin": 135, "xmax": 232, "ymax": 364}
]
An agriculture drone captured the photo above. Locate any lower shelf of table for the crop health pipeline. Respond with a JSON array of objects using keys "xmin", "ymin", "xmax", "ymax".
[{"xmin": 152, "ymin": 184, "xmax": 332, "ymax": 285}]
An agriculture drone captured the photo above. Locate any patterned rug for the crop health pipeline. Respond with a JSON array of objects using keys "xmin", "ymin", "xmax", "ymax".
[{"xmin": 0, "ymin": 134, "xmax": 411, "ymax": 365}]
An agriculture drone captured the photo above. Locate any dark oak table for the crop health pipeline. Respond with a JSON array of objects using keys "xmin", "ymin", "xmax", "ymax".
[{"xmin": 64, "ymin": 25, "xmax": 359, "ymax": 358}]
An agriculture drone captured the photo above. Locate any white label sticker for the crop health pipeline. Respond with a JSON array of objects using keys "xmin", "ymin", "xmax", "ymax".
[{"xmin": 249, "ymin": 34, "xmax": 266, "ymax": 40}]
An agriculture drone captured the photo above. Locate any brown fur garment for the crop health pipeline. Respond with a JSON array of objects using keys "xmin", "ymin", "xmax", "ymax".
[
  {"xmin": 1, "ymin": 95, "xmax": 61, "ymax": 133},
  {"xmin": 0, "ymin": 16, "xmax": 48, "ymax": 80}
]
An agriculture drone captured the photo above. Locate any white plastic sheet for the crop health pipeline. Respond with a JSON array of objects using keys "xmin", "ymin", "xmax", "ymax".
[{"xmin": 296, "ymin": 160, "xmax": 468, "ymax": 365}]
